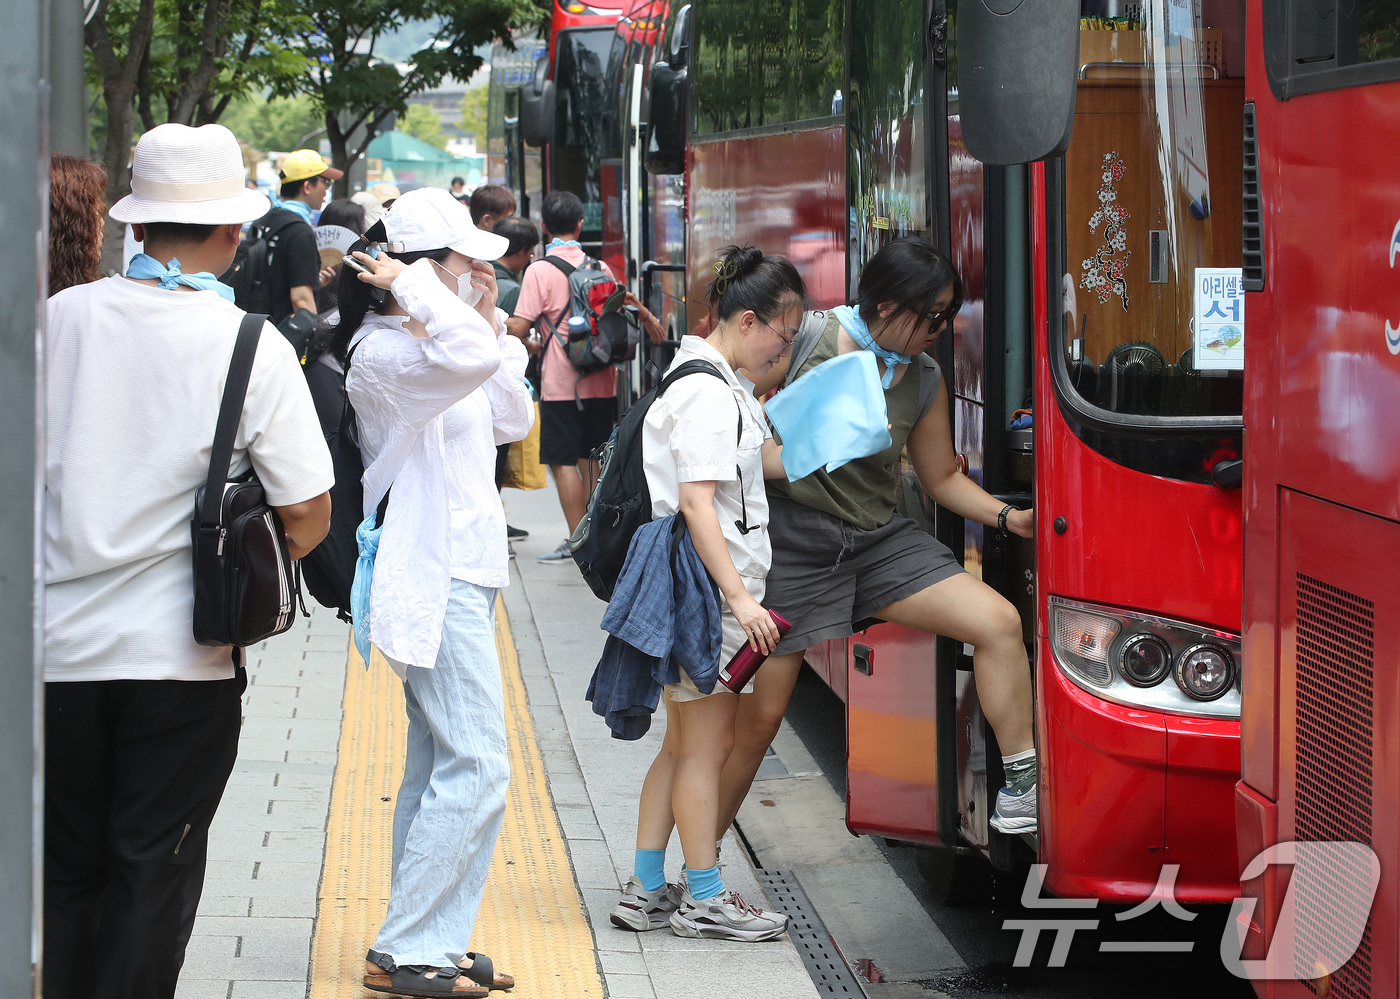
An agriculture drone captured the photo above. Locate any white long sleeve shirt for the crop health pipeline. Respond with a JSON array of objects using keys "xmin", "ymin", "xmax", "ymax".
[{"xmin": 346, "ymin": 259, "xmax": 534, "ymax": 673}]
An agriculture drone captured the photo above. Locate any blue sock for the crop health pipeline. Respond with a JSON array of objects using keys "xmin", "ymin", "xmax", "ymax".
[
  {"xmin": 634, "ymin": 848, "xmax": 667, "ymax": 893},
  {"xmin": 687, "ymin": 864, "xmax": 725, "ymax": 901}
]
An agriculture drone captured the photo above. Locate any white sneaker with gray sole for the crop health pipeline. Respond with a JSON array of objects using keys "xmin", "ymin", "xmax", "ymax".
[
  {"xmin": 537, "ymin": 539, "xmax": 573, "ymax": 563},
  {"xmin": 668, "ymin": 888, "xmax": 788, "ymax": 942},
  {"xmin": 609, "ymin": 876, "xmax": 682, "ymax": 932},
  {"xmin": 990, "ymin": 782, "xmax": 1038, "ymax": 834}
]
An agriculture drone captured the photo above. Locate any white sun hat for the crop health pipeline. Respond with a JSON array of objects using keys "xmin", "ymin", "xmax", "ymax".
[
  {"xmin": 380, "ymin": 186, "xmax": 509, "ymax": 261},
  {"xmin": 110, "ymin": 123, "xmax": 271, "ymax": 226}
]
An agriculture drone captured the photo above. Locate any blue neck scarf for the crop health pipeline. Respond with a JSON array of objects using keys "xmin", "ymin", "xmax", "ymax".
[
  {"xmin": 280, "ymin": 199, "xmax": 313, "ymax": 224},
  {"xmin": 546, "ymin": 238, "xmax": 581, "ymax": 250},
  {"xmin": 126, "ymin": 253, "xmax": 237, "ymax": 302},
  {"xmin": 832, "ymin": 305, "xmax": 910, "ymax": 389}
]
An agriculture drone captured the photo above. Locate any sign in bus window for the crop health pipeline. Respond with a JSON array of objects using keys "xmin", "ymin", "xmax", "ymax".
[{"xmin": 1192, "ymin": 267, "xmax": 1245, "ymax": 371}]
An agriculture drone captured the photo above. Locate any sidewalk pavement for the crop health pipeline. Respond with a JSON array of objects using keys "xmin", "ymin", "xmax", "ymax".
[
  {"xmin": 177, "ymin": 603, "xmax": 349, "ymax": 999},
  {"xmin": 175, "ymin": 482, "xmax": 821, "ymax": 999}
]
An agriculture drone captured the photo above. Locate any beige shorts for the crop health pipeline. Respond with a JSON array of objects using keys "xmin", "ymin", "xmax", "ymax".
[{"xmin": 665, "ymin": 575, "xmax": 766, "ymax": 701}]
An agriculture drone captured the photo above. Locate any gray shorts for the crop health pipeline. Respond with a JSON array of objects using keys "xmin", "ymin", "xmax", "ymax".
[{"xmin": 765, "ymin": 495, "xmax": 964, "ymax": 655}]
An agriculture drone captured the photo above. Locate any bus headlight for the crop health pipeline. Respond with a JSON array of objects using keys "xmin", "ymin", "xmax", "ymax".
[
  {"xmin": 1046, "ymin": 596, "xmax": 1240, "ymax": 719},
  {"xmin": 1175, "ymin": 644, "xmax": 1235, "ymax": 701},
  {"xmin": 1119, "ymin": 634, "xmax": 1172, "ymax": 687},
  {"xmin": 1051, "ymin": 606, "xmax": 1121, "ymax": 686}
]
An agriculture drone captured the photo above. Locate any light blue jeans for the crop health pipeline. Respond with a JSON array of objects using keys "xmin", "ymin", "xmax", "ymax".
[{"xmin": 372, "ymin": 579, "xmax": 509, "ymax": 968}]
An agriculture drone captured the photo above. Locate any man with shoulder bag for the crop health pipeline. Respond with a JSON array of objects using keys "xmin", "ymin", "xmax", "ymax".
[{"xmin": 43, "ymin": 123, "xmax": 333, "ymax": 999}]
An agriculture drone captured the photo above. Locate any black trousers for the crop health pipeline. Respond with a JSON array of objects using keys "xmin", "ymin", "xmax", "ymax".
[{"xmin": 43, "ymin": 671, "xmax": 245, "ymax": 999}]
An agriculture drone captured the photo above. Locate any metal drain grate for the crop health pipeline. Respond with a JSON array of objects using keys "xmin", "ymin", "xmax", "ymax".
[{"xmin": 757, "ymin": 869, "xmax": 867, "ymax": 997}]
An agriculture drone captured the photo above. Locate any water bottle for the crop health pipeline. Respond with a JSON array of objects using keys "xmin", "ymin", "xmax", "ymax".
[
  {"xmin": 565, "ymin": 314, "xmax": 590, "ymax": 341},
  {"xmin": 717, "ymin": 610, "xmax": 794, "ymax": 692}
]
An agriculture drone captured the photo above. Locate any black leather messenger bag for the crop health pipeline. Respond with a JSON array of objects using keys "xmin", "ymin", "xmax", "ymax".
[{"xmin": 191, "ymin": 313, "xmax": 298, "ymax": 648}]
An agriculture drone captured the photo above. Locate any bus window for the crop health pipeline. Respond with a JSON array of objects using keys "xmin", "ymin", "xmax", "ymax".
[
  {"xmin": 1263, "ymin": 0, "xmax": 1400, "ymax": 97},
  {"xmin": 690, "ymin": 0, "xmax": 844, "ymax": 135},
  {"xmin": 847, "ymin": 0, "xmax": 930, "ymax": 286},
  {"xmin": 554, "ymin": 26, "xmax": 615, "ymax": 238},
  {"xmin": 1058, "ymin": 2, "xmax": 1246, "ymax": 422}
]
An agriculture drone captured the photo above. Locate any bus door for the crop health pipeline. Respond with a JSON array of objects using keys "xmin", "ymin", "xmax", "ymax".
[
  {"xmin": 841, "ymin": 0, "xmax": 950, "ymax": 848},
  {"xmin": 552, "ymin": 25, "xmax": 616, "ymax": 256}
]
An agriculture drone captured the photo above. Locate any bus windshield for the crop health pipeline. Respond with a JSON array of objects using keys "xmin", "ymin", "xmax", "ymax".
[
  {"xmin": 554, "ymin": 26, "xmax": 615, "ymax": 239},
  {"xmin": 1058, "ymin": 4, "xmax": 1245, "ymax": 422}
]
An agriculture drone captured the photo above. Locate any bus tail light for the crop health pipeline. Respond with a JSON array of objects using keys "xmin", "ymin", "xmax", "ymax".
[{"xmin": 1047, "ymin": 597, "xmax": 1242, "ymax": 719}]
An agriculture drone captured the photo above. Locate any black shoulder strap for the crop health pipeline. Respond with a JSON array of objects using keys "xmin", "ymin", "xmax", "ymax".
[
  {"xmin": 657, "ymin": 359, "xmax": 726, "ymax": 396},
  {"xmin": 200, "ymin": 313, "xmax": 266, "ymax": 527},
  {"xmin": 543, "ymin": 255, "xmax": 577, "ymax": 279}
]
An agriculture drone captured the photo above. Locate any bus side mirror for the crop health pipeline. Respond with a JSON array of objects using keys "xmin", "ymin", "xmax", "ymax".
[
  {"xmin": 957, "ymin": 0, "xmax": 1079, "ymax": 165},
  {"xmin": 646, "ymin": 60, "xmax": 686, "ymax": 175},
  {"xmin": 519, "ymin": 55, "xmax": 555, "ymax": 148}
]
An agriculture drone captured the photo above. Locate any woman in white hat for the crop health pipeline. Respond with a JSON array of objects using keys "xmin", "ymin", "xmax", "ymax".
[{"xmin": 322, "ymin": 187, "xmax": 533, "ymax": 997}]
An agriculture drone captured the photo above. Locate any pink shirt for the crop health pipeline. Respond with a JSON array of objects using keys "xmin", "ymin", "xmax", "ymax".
[{"xmin": 513, "ymin": 245, "xmax": 617, "ymax": 402}]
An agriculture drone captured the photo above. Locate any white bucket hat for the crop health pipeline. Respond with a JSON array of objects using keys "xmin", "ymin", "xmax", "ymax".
[
  {"xmin": 110, "ymin": 123, "xmax": 271, "ymax": 226},
  {"xmin": 381, "ymin": 187, "xmax": 509, "ymax": 261}
]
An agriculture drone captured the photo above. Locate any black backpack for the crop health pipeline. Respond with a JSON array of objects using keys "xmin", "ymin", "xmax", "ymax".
[
  {"xmin": 569, "ymin": 359, "xmax": 731, "ymax": 601},
  {"xmin": 221, "ymin": 209, "xmax": 304, "ymax": 318},
  {"xmin": 297, "ymin": 339, "xmax": 375, "ymax": 620}
]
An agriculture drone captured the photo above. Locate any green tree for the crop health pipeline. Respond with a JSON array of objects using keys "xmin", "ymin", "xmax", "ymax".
[
  {"xmin": 458, "ymin": 86, "xmax": 489, "ymax": 143},
  {"xmin": 267, "ymin": 0, "xmax": 548, "ymax": 178},
  {"xmin": 85, "ymin": 0, "xmax": 309, "ymax": 268},
  {"xmin": 221, "ymin": 93, "xmax": 326, "ymax": 153},
  {"xmin": 400, "ymin": 103, "xmax": 448, "ymax": 150}
]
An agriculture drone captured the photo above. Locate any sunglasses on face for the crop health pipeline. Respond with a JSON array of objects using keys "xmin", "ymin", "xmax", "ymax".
[{"xmin": 925, "ymin": 305, "xmax": 959, "ymax": 332}]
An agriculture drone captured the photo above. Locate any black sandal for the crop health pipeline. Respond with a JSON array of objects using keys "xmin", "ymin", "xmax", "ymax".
[
  {"xmin": 364, "ymin": 951, "xmax": 489, "ymax": 998},
  {"xmin": 459, "ymin": 952, "xmax": 514, "ymax": 991}
]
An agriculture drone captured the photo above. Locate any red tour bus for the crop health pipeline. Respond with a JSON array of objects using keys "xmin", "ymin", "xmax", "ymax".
[
  {"xmin": 1234, "ymin": 2, "xmax": 1400, "ymax": 997},
  {"xmin": 634, "ymin": 0, "xmax": 1251, "ymax": 905},
  {"xmin": 518, "ymin": 0, "xmax": 630, "ymax": 255}
]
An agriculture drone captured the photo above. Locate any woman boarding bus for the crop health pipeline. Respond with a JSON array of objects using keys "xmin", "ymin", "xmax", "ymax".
[{"xmin": 726, "ymin": 237, "xmax": 1038, "ymax": 837}]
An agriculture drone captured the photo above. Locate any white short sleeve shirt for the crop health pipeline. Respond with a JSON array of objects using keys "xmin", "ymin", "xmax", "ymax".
[
  {"xmin": 44, "ymin": 276, "xmax": 335, "ymax": 682},
  {"xmin": 642, "ymin": 335, "xmax": 772, "ymax": 579}
]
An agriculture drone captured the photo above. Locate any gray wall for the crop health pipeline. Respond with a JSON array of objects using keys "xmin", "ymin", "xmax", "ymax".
[{"xmin": 0, "ymin": 0, "xmax": 46, "ymax": 993}]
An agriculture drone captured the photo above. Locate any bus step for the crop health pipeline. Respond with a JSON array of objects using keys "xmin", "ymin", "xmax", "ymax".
[{"xmin": 756, "ymin": 869, "xmax": 868, "ymax": 997}]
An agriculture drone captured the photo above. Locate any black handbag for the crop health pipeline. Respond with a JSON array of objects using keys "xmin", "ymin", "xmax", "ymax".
[{"xmin": 191, "ymin": 313, "xmax": 298, "ymax": 647}]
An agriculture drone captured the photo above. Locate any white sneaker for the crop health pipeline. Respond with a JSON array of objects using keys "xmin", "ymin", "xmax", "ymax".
[
  {"xmin": 990, "ymin": 782, "xmax": 1038, "ymax": 834},
  {"xmin": 610, "ymin": 876, "xmax": 682, "ymax": 932},
  {"xmin": 668, "ymin": 888, "xmax": 788, "ymax": 942},
  {"xmin": 537, "ymin": 539, "xmax": 572, "ymax": 563}
]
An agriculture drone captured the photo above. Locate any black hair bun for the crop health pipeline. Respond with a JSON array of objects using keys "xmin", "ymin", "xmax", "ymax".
[{"xmin": 722, "ymin": 245, "xmax": 764, "ymax": 280}]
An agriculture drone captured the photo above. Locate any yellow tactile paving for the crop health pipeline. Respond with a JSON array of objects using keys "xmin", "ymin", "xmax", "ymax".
[{"xmin": 307, "ymin": 601, "xmax": 605, "ymax": 999}]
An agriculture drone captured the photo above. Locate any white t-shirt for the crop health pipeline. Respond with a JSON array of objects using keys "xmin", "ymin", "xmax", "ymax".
[
  {"xmin": 44, "ymin": 276, "xmax": 335, "ymax": 682},
  {"xmin": 642, "ymin": 335, "xmax": 771, "ymax": 579}
]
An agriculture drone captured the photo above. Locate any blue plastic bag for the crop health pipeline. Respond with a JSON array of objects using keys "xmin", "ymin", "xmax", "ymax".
[
  {"xmin": 766, "ymin": 350, "xmax": 892, "ymax": 481},
  {"xmin": 350, "ymin": 512, "xmax": 382, "ymax": 666}
]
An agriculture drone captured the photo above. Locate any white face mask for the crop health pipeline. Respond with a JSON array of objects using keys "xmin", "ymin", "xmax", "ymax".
[{"xmin": 433, "ymin": 258, "xmax": 483, "ymax": 308}]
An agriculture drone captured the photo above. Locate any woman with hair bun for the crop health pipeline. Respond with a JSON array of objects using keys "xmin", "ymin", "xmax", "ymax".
[
  {"xmin": 722, "ymin": 237, "xmax": 1039, "ymax": 838},
  {"xmin": 610, "ymin": 245, "xmax": 804, "ymax": 942}
]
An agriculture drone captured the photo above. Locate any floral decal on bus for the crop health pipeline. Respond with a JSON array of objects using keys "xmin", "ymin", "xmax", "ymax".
[{"xmin": 1080, "ymin": 151, "xmax": 1131, "ymax": 312}]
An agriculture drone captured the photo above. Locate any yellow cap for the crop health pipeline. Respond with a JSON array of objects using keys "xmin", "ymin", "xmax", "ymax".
[{"xmin": 279, "ymin": 149, "xmax": 344, "ymax": 183}]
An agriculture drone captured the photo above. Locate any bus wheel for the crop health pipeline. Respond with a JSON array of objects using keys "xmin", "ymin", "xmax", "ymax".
[{"xmin": 915, "ymin": 846, "xmax": 992, "ymax": 908}]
